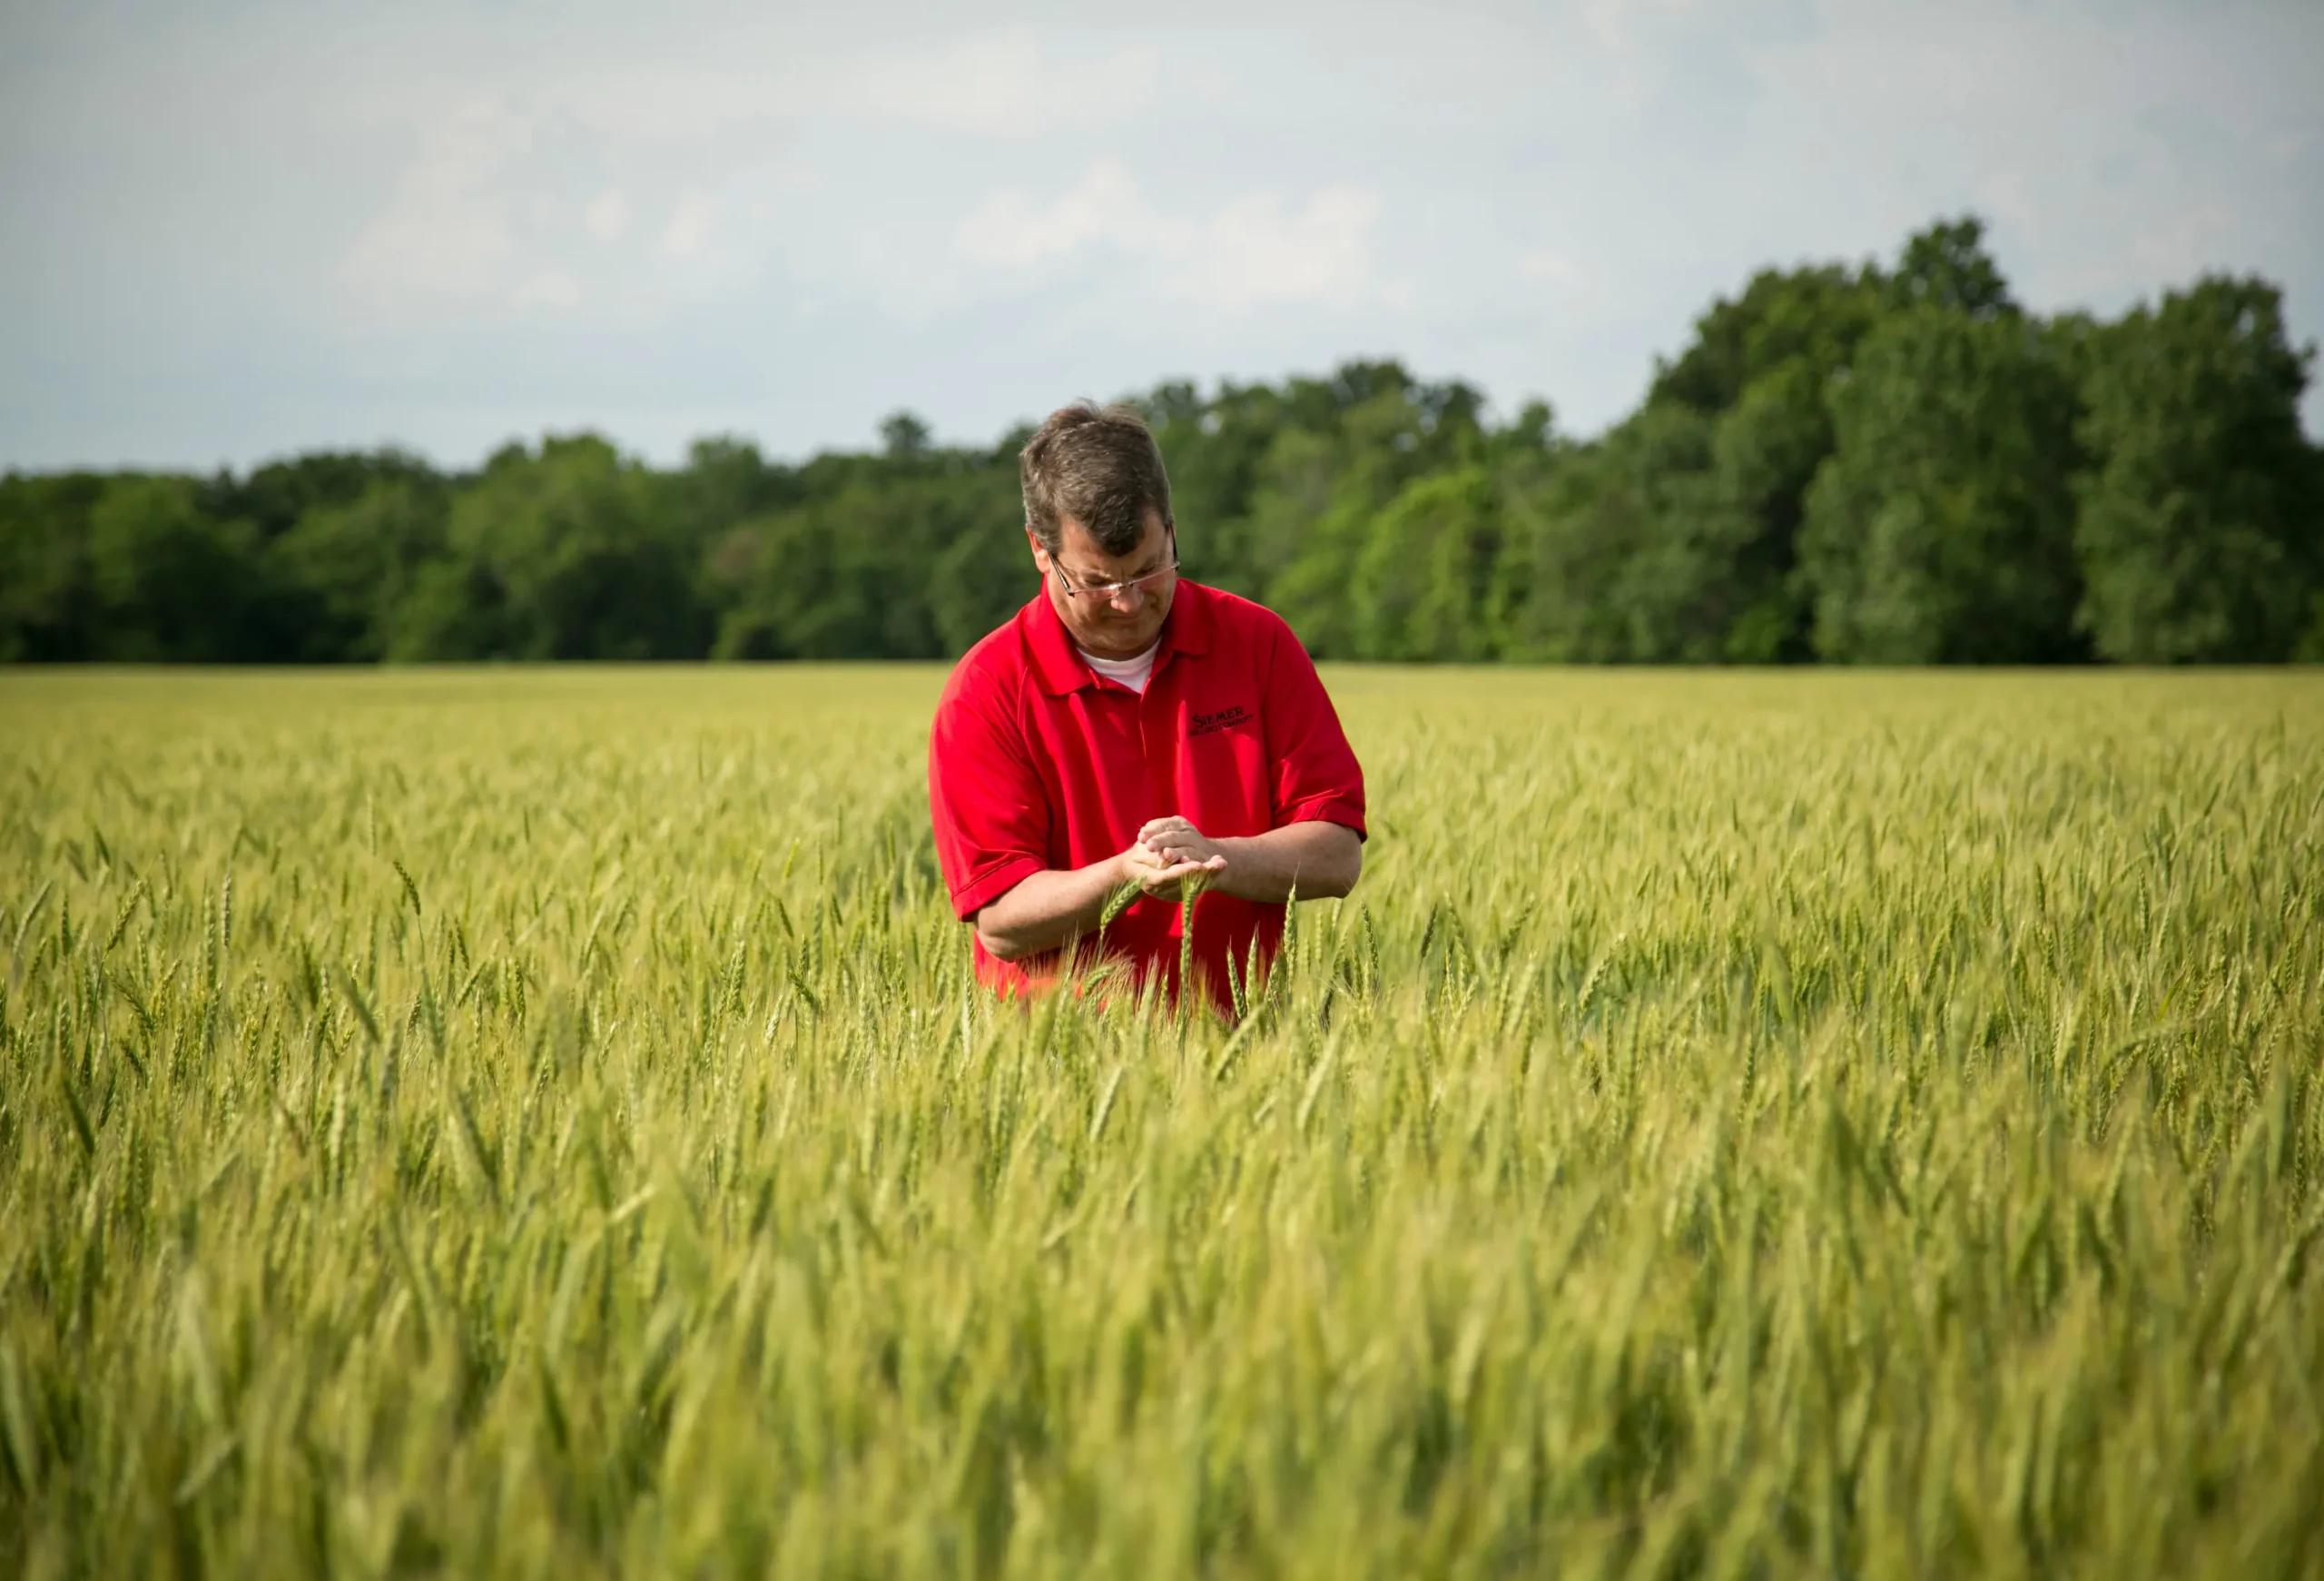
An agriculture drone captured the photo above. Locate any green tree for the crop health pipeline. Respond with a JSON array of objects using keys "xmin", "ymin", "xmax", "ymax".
[
  {"xmin": 1800, "ymin": 307, "xmax": 2084, "ymax": 663},
  {"xmin": 1493, "ymin": 443, "xmax": 1651, "ymax": 663},
  {"xmin": 0, "ymin": 472, "xmax": 106, "ymax": 661},
  {"xmin": 2073, "ymin": 277, "xmax": 2319, "ymax": 662},
  {"xmin": 390, "ymin": 435, "xmax": 706, "ymax": 661},
  {"xmin": 85, "ymin": 476, "xmax": 266, "ymax": 661},
  {"xmin": 1650, "ymin": 263, "xmax": 1887, "ymax": 418},
  {"xmin": 200, "ymin": 449, "xmax": 444, "ymax": 660},
  {"xmin": 664, "ymin": 438, "xmax": 800, "ymax": 543},
  {"xmin": 710, "ymin": 478, "xmax": 970, "ymax": 660},
  {"xmin": 1892, "ymin": 214, "xmax": 2015, "ymax": 319},
  {"xmin": 1140, "ymin": 379, "xmax": 1287, "ymax": 599},
  {"xmin": 269, "ymin": 479, "xmax": 451, "ymax": 661},
  {"xmin": 1348, "ymin": 467, "xmax": 1501, "ymax": 660},
  {"xmin": 5, "ymin": 216, "xmax": 2315, "ymax": 673},
  {"xmin": 1703, "ymin": 361, "xmax": 1829, "ymax": 659},
  {"xmin": 206, "ymin": 450, "xmax": 439, "ymax": 542},
  {"xmin": 922, "ymin": 466, "xmax": 1037, "ymax": 657},
  {"xmin": 1635, "ymin": 261, "xmax": 1892, "ymax": 660},
  {"xmin": 1594, "ymin": 405, "xmax": 1738, "ymax": 662},
  {"xmin": 1494, "ymin": 403, "xmax": 1793, "ymax": 664},
  {"xmin": 880, "ymin": 411, "xmax": 934, "ymax": 462},
  {"xmin": 1259, "ymin": 367, "xmax": 1487, "ymax": 656},
  {"xmin": 1241, "ymin": 425, "xmax": 1358, "ymax": 652}
]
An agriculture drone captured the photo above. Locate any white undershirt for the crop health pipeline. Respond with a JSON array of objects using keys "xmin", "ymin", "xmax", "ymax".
[{"xmin": 1080, "ymin": 639, "xmax": 1160, "ymax": 695}]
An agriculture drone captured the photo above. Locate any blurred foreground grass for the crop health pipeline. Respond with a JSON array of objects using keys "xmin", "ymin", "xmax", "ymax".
[{"xmin": 2, "ymin": 666, "xmax": 2320, "ymax": 1578}]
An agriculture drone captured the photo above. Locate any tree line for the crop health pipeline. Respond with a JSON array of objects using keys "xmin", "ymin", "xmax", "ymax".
[{"xmin": 5, "ymin": 217, "xmax": 2319, "ymax": 667}]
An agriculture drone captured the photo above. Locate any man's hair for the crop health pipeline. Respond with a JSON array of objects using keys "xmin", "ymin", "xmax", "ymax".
[{"xmin": 1019, "ymin": 402, "xmax": 1174, "ymax": 558}]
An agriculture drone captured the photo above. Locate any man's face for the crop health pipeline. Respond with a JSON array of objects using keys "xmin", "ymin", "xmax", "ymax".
[{"xmin": 1030, "ymin": 508, "xmax": 1177, "ymax": 659}]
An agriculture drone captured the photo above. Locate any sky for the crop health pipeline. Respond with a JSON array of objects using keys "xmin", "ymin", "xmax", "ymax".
[{"xmin": 2, "ymin": 0, "xmax": 2319, "ymax": 474}]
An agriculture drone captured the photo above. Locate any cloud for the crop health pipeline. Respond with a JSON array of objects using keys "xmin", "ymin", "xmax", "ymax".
[
  {"xmin": 955, "ymin": 163, "xmax": 1396, "ymax": 313},
  {"xmin": 657, "ymin": 193, "xmax": 721, "ymax": 261},
  {"xmin": 336, "ymin": 95, "xmax": 773, "ymax": 330},
  {"xmin": 584, "ymin": 189, "xmax": 630, "ymax": 242},
  {"xmin": 339, "ymin": 99, "xmax": 533, "ymax": 321},
  {"xmin": 514, "ymin": 270, "xmax": 582, "ymax": 311},
  {"xmin": 1518, "ymin": 249, "xmax": 1583, "ymax": 287},
  {"xmin": 12, "ymin": 0, "xmax": 2320, "ymax": 470},
  {"xmin": 956, "ymin": 160, "xmax": 1182, "ymax": 268},
  {"xmin": 1184, "ymin": 187, "xmax": 1393, "ymax": 311},
  {"xmin": 838, "ymin": 25, "xmax": 1161, "ymax": 139}
]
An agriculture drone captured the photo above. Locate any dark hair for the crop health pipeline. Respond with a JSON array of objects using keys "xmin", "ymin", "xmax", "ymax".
[{"xmin": 1019, "ymin": 401, "xmax": 1174, "ymax": 558}]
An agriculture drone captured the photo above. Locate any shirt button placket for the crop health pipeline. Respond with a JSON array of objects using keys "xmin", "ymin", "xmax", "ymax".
[
  {"xmin": 1140, "ymin": 657, "xmax": 1177, "ymax": 826},
  {"xmin": 1140, "ymin": 658, "xmax": 1187, "ymax": 943}
]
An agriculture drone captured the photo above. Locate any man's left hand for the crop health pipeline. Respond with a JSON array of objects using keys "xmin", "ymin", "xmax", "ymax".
[
  {"xmin": 1137, "ymin": 815, "xmax": 1225, "ymax": 871},
  {"xmin": 1133, "ymin": 815, "xmax": 1363, "ymax": 905}
]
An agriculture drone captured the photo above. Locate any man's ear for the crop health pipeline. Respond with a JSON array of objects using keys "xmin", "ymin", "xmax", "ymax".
[{"xmin": 1024, "ymin": 526, "xmax": 1048, "ymax": 568}]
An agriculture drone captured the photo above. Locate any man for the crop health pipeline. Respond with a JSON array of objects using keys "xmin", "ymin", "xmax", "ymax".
[{"xmin": 928, "ymin": 401, "xmax": 1366, "ymax": 1013}]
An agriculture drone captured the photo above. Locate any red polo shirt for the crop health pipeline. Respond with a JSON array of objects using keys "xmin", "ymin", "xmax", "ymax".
[{"xmin": 928, "ymin": 579, "xmax": 1366, "ymax": 1013}]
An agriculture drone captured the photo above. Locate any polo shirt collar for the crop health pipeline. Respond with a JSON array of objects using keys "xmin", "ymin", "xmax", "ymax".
[{"xmin": 1022, "ymin": 579, "xmax": 1213, "ymax": 697}]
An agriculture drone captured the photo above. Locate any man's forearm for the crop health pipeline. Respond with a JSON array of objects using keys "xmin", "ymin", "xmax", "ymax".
[
  {"xmin": 972, "ymin": 855, "xmax": 1128, "ymax": 962},
  {"xmin": 975, "ymin": 822, "xmax": 1361, "ymax": 959},
  {"xmin": 1210, "ymin": 821, "xmax": 1363, "ymax": 904}
]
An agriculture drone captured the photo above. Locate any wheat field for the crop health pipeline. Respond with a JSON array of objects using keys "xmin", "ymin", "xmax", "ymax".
[{"xmin": 2, "ymin": 667, "xmax": 2319, "ymax": 1578}]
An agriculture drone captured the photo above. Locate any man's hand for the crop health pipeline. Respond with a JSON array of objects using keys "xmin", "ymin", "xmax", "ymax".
[
  {"xmin": 1129, "ymin": 815, "xmax": 1362, "ymax": 904},
  {"xmin": 1137, "ymin": 815, "xmax": 1225, "ymax": 870},
  {"xmin": 1122, "ymin": 819, "xmax": 1225, "ymax": 898},
  {"xmin": 976, "ymin": 817, "xmax": 1364, "ymax": 959}
]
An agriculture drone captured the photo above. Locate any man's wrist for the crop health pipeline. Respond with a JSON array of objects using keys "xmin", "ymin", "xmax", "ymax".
[{"xmin": 1194, "ymin": 835, "xmax": 1249, "ymax": 900}]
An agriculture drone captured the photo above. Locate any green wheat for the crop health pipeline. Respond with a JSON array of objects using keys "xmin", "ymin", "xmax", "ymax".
[{"xmin": 0, "ymin": 665, "xmax": 2319, "ymax": 1579}]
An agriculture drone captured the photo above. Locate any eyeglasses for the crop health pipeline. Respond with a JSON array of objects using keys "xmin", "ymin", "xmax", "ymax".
[{"xmin": 1050, "ymin": 537, "xmax": 1180, "ymax": 601}]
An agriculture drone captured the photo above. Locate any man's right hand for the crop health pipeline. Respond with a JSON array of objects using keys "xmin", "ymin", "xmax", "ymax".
[
  {"xmin": 973, "ymin": 837, "xmax": 1228, "ymax": 963},
  {"xmin": 1118, "ymin": 839, "xmax": 1224, "ymax": 898}
]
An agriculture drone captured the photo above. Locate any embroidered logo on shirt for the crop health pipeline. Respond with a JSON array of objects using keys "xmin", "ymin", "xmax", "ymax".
[{"xmin": 1189, "ymin": 704, "xmax": 1252, "ymax": 737}]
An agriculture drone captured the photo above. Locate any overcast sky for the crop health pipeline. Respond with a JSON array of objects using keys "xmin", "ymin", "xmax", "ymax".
[{"xmin": 3, "ymin": 0, "xmax": 2319, "ymax": 474}]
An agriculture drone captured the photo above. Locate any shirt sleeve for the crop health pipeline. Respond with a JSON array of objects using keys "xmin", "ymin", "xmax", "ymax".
[
  {"xmin": 1263, "ymin": 617, "xmax": 1367, "ymax": 839},
  {"xmin": 928, "ymin": 670, "xmax": 1051, "ymax": 920}
]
